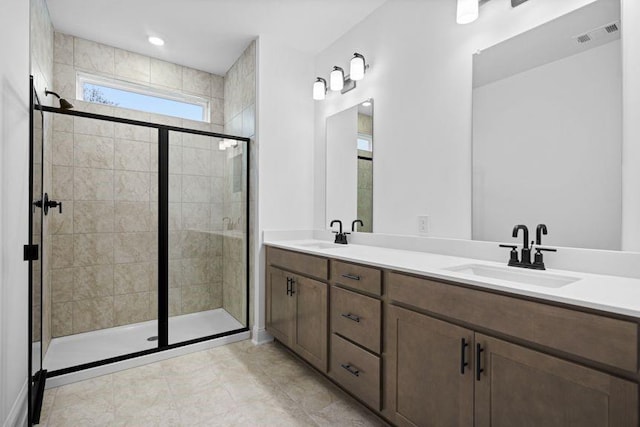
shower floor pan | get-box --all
[43,308,243,372]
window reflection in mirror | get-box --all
[326,99,374,232]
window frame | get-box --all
[76,72,211,122]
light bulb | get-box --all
[148,36,165,46]
[456,0,478,24]
[313,78,326,100]
[350,53,366,81]
[330,66,344,92]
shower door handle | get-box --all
[34,193,62,215]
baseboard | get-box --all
[3,380,28,427]
[251,326,273,345]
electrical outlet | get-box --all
[418,216,429,234]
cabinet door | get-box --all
[266,266,295,346]
[292,275,328,372]
[475,334,639,427]
[385,305,474,427]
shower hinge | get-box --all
[23,244,39,261]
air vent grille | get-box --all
[576,34,592,44]
[605,23,619,33]
[574,21,620,45]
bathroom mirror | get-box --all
[472,0,621,250]
[326,100,374,232]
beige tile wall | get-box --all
[49,32,233,337]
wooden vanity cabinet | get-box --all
[266,248,328,372]
[266,245,640,427]
[329,259,384,410]
[385,272,639,427]
[385,305,474,426]
[474,334,638,427]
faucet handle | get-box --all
[534,246,557,252]
[499,244,519,266]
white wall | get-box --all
[314,0,599,238]
[0,0,30,424]
[254,36,315,341]
[473,40,622,250]
[621,0,640,251]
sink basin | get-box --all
[445,264,579,288]
[296,242,346,250]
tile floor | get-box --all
[36,340,388,426]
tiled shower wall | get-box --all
[30,0,54,354]
[357,113,373,232]
[48,32,230,337]
[223,40,256,325]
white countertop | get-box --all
[265,239,640,319]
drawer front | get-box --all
[331,286,381,353]
[389,272,639,373]
[330,334,381,410]
[267,246,328,280]
[331,260,382,296]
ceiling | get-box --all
[46,0,388,76]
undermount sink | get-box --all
[445,264,579,288]
[297,242,346,250]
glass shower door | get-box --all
[167,131,247,345]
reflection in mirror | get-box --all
[472,0,621,250]
[326,100,374,232]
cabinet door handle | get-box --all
[340,363,360,377]
[289,278,296,296]
[476,343,484,381]
[460,338,469,374]
[341,273,361,281]
[286,277,292,296]
[341,313,361,323]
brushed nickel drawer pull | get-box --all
[341,313,361,323]
[340,363,360,377]
[341,273,361,281]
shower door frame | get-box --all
[35,104,251,377]
[28,76,47,425]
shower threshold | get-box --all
[43,308,243,372]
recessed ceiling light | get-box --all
[148,36,165,46]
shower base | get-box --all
[43,308,243,372]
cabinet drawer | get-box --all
[389,272,639,373]
[331,260,382,296]
[330,334,381,410]
[331,286,381,353]
[267,246,328,280]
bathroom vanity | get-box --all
[265,242,639,426]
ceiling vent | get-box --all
[574,20,620,45]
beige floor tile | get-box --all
[41,340,391,427]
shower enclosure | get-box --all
[28,76,250,396]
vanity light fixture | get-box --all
[330,66,345,91]
[457,0,479,24]
[349,53,367,81]
[313,53,369,100]
[313,77,327,100]
[148,36,165,46]
[362,100,372,107]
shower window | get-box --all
[77,73,209,122]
